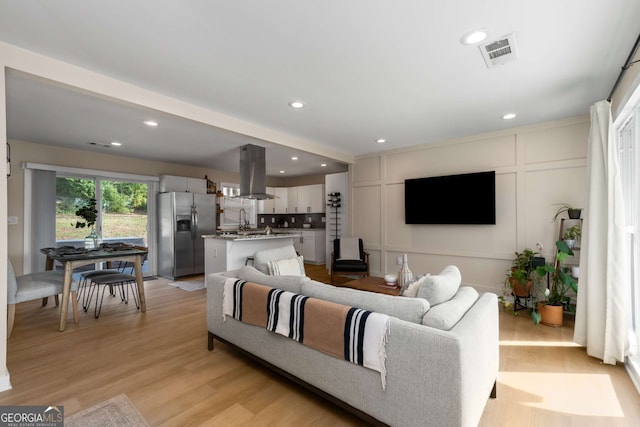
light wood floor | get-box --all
[1,266,639,426]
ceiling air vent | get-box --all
[479,33,518,68]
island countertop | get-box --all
[202,233,300,241]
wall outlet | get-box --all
[307,216,311,222]
[291,217,295,223]
[271,217,275,223]
[260,217,264,223]
[321,217,326,222]
[7,216,18,225]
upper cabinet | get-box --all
[159,175,207,194]
[274,187,288,213]
[259,184,325,214]
[287,187,299,213]
[258,186,276,214]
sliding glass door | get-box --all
[56,176,148,247]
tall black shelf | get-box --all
[327,192,341,241]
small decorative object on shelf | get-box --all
[205,175,216,194]
[398,254,413,289]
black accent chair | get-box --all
[330,238,369,285]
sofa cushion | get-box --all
[422,286,479,330]
[253,245,298,274]
[237,265,308,294]
[267,255,305,276]
[417,265,461,305]
[301,280,430,325]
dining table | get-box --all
[41,244,148,331]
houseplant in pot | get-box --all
[531,240,578,326]
[552,203,583,221]
[562,224,581,249]
[503,248,540,298]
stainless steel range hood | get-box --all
[239,144,274,199]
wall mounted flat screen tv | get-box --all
[405,171,496,225]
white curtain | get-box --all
[30,169,57,273]
[574,100,629,365]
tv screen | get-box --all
[404,171,496,225]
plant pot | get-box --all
[571,266,580,278]
[567,209,582,219]
[564,239,576,249]
[511,278,533,297]
[537,302,563,327]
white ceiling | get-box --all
[1,1,639,178]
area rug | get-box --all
[168,279,206,291]
[65,394,148,427]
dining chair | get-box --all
[7,259,79,336]
[87,272,140,318]
[77,260,135,311]
[86,247,147,318]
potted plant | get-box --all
[531,240,578,326]
[552,203,583,221]
[562,224,581,248]
[503,248,540,299]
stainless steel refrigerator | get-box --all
[157,192,216,279]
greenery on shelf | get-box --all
[552,203,582,222]
[563,224,582,240]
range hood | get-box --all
[239,144,275,200]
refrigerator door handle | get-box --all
[192,205,197,240]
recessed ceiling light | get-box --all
[143,120,158,127]
[320,163,327,167]
[110,141,122,146]
[288,101,305,109]
[502,113,517,120]
[291,156,298,160]
[279,170,286,174]
[376,138,386,144]
[461,28,488,45]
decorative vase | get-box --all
[537,302,564,327]
[84,228,101,249]
[398,254,413,289]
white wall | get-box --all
[351,116,589,295]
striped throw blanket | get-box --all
[223,278,391,389]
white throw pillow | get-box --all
[401,273,429,297]
[417,265,461,305]
[267,255,306,276]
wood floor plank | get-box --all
[0,265,638,426]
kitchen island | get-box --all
[203,233,299,283]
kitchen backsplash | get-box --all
[257,213,325,229]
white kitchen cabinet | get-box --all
[308,184,325,213]
[292,232,303,255]
[287,187,299,213]
[274,187,288,213]
[258,187,276,214]
[159,175,207,194]
[301,229,326,264]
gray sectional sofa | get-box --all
[207,265,498,427]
